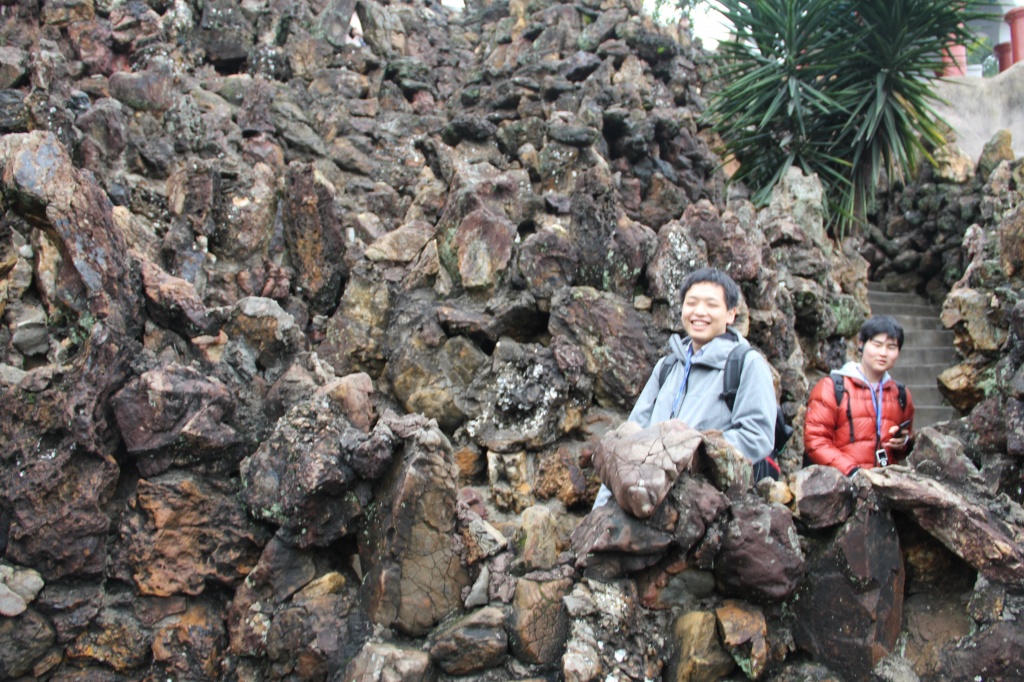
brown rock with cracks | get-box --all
[664,474,732,557]
[227,537,316,657]
[998,202,1024,278]
[592,419,702,518]
[365,220,435,262]
[571,503,673,580]
[212,162,279,262]
[514,224,579,307]
[317,267,391,377]
[514,505,559,572]
[569,167,655,297]
[863,466,1024,586]
[263,572,362,680]
[901,591,972,679]
[2,435,118,580]
[226,539,365,676]
[429,606,509,675]
[509,573,573,666]
[435,164,522,291]
[74,98,129,168]
[0,131,142,338]
[66,606,149,672]
[647,218,709,308]
[139,260,217,337]
[222,296,305,370]
[460,336,586,452]
[534,442,592,508]
[701,431,755,498]
[42,0,95,26]
[939,620,1024,680]
[0,607,55,679]
[686,200,764,282]
[151,599,227,680]
[108,63,174,112]
[715,600,769,679]
[280,162,348,314]
[386,295,488,433]
[342,641,432,681]
[941,287,1008,355]
[938,359,990,414]
[359,411,470,636]
[239,390,392,548]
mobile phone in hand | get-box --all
[893,419,911,436]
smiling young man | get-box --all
[593,268,779,507]
[804,316,916,475]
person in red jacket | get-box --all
[805,316,916,475]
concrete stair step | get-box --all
[897,363,958,385]
[913,406,961,429]
[870,301,943,317]
[880,315,942,329]
[898,347,959,364]
[903,329,955,346]
[903,383,947,404]
[862,285,962,428]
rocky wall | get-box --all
[864,128,1024,515]
[1,0,1023,680]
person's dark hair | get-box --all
[858,315,905,350]
[679,267,741,309]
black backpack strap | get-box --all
[830,371,855,444]
[658,354,680,387]
[896,382,907,411]
[721,345,754,410]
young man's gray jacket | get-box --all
[628,327,776,464]
[592,327,777,509]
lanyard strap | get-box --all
[856,367,884,446]
[671,345,696,417]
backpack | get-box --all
[829,371,907,444]
[657,345,794,460]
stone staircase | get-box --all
[867,284,961,428]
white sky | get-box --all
[690,4,731,51]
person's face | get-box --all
[681,282,737,350]
[861,333,901,376]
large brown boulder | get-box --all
[459,336,591,453]
[792,491,905,679]
[280,162,348,314]
[0,131,143,337]
[863,466,1024,587]
[239,383,392,548]
[359,411,470,636]
[548,286,659,410]
[592,419,702,518]
[115,472,270,596]
[712,496,806,603]
[112,363,240,476]
[1,432,118,580]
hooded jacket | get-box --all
[628,327,777,464]
[804,361,916,475]
[592,327,778,508]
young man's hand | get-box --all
[883,424,910,450]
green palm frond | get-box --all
[702,0,993,237]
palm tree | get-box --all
[703,0,990,236]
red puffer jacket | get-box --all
[804,371,915,475]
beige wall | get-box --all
[931,61,1024,162]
